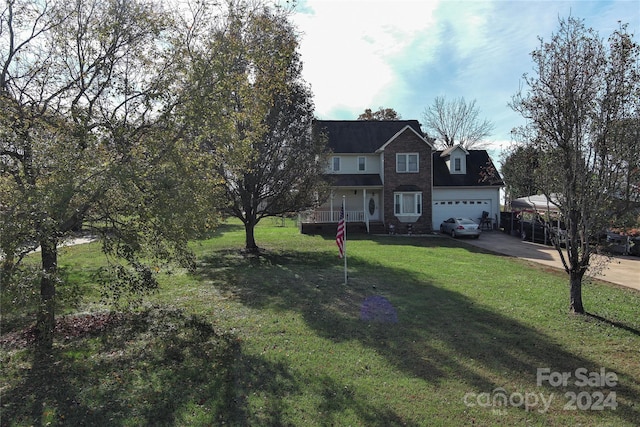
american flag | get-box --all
[336,206,345,258]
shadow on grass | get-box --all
[4,235,638,425]
[585,312,640,337]
[199,243,640,425]
[1,307,237,426]
[1,305,415,426]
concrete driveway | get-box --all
[456,230,640,291]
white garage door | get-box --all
[432,199,492,230]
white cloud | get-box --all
[293,0,640,155]
[293,0,441,118]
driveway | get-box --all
[457,230,640,291]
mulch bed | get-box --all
[0,312,125,349]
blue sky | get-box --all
[292,0,640,159]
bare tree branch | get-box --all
[423,96,494,149]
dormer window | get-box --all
[441,145,468,174]
[451,154,466,174]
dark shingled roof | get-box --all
[433,150,504,187]
[327,174,383,187]
[315,120,427,153]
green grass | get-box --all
[2,219,640,426]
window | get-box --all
[396,153,418,173]
[358,156,366,172]
[394,193,422,215]
[454,158,461,172]
[332,156,340,172]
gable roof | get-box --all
[315,120,431,153]
[377,125,435,152]
[440,144,469,157]
[433,150,504,187]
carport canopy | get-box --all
[510,194,561,213]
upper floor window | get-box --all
[396,153,419,173]
[449,153,466,174]
[358,156,366,172]
[332,156,340,172]
[454,158,461,172]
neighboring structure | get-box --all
[432,146,504,231]
[299,120,503,234]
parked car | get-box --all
[631,237,640,257]
[440,217,481,238]
[519,218,566,246]
[601,231,640,256]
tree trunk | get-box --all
[244,220,259,252]
[1,254,14,288]
[36,236,58,351]
[569,271,585,314]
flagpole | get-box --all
[343,195,347,285]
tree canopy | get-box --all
[178,1,328,252]
[510,17,640,313]
[500,145,543,201]
[423,96,494,149]
[0,0,220,349]
[357,107,401,120]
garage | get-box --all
[432,199,492,231]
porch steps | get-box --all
[367,221,387,234]
[300,221,381,235]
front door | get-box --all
[368,193,380,221]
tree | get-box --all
[423,96,494,149]
[0,0,217,350]
[357,107,401,120]
[500,145,544,201]
[510,17,640,314]
[180,0,329,252]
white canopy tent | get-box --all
[508,194,563,244]
[510,194,561,213]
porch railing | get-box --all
[299,210,365,223]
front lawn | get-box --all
[1,219,639,426]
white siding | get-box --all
[325,154,381,174]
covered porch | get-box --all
[299,186,385,234]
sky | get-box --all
[291,0,640,162]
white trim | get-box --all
[440,145,469,157]
[376,125,436,152]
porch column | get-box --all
[363,189,367,220]
[330,193,334,222]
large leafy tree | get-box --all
[0,0,217,350]
[500,145,543,201]
[510,17,640,314]
[357,107,401,120]
[181,0,329,252]
[422,96,494,149]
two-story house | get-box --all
[299,120,436,234]
[299,120,504,235]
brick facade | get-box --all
[383,129,433,233]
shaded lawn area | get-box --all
[1,220,640,426]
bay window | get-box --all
[394,192,422,216]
